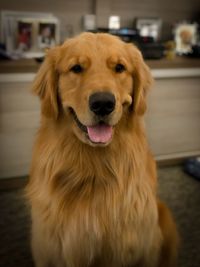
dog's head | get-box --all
[33,32,152,146]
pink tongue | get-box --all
[87,124,113,143]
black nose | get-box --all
[89,92,116,116]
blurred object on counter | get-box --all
[109,28,140,43]
[183,157,200,181]
[91,27,140,43]
[187,44,200,58]
[109,16,120,30]
[174,22,198,55]
[37,22,56,50]
[135,17,162,41]
[1,10,60,59]
[138,40,165,59]
[0,42,25,60]
[164,41,176,59]
[134,17,164,59]
[0,43,12,60]
[83,15,96,31]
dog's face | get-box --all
[33,33,152,146]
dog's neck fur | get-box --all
[29,114,155,212]
[28,115,159,267]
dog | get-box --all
[26,32,179,267]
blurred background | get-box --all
[0,0,200,267]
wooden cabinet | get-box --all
[145,77,200,161]
[0,79,40,178]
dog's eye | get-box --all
[115,63,126,73]
[70,64,84,74]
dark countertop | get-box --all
[0,59,40,74]
[146,56,200,69]
[0,56,200,74]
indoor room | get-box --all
[0,0,200,267]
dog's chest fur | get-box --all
[32,133,162,267]
[48,161,161,267]
[62,186,160,267]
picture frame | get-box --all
[16,19,34,52]
[37,19,59,50]
[0,11,60,58]
[135,18,162,41]
[174,22,198,55]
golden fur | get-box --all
[26,32,179,267]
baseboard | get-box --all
[0,176,29,191]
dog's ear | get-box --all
[32,48,60,119]
[127,44,153,115]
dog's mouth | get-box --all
[70,108,113,144]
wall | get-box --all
[96,0,200,40]
[0,0,94,41]
[0,0,200,41]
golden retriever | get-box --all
[26,32,179,267]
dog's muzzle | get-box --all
[70,92,115,144]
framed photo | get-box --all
[16,20,33,52]
[0,11,60,58]
[135,18,162,41]
[174,22,198,55]
[37,19,59,50]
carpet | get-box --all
[0,165,200,267]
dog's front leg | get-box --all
[31,216,65,267]
[157,201,179,267]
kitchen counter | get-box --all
[0,56,200,73]
[0,56,200,83]
[147,56,200,69]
